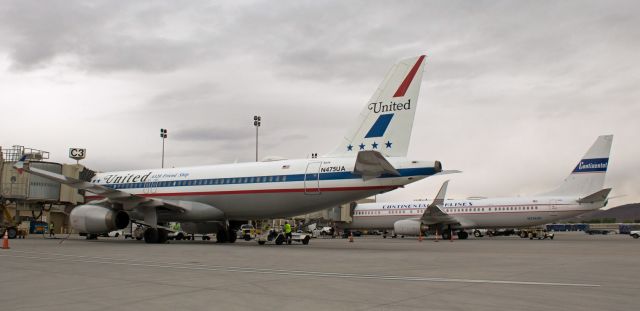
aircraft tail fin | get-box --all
[326,55,426,158]
[542,135,613,197]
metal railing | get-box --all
[1,145,49,162]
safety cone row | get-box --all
[2,231,9,250]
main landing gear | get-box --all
[457,230,469,240]
[143,228,169,244]
[215,226,237,243]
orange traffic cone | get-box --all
[2,231,9,250]
[348,231,354,243]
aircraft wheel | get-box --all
[216,229,227,243]
[243,235,251,241]
[275,234,285,245]
[144,228,159,243]
[227,229,237,243]
[442,231,451,240]
[258,241,266,245]
[473,230,482,238]
[157,229,168,244]
[302,236,310,245]
[7,227,18,239]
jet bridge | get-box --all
[1,145,93,236]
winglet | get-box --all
[430,180,449,208]
[420,180,457,224]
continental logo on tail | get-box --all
[572,158,608,173]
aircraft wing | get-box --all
[420,180,459,225]
[353,150,400,181]
[13,159,186,213]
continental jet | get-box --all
[16,55,448,243]
[346,135,613,239]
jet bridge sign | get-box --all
[69,148,86,161]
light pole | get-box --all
[160,128,168,168]
[253,116,261,162]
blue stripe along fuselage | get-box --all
[102,167,435,190]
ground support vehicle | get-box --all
[1,204,19,239]
[585,229,611,235]
[255,229,311,245]
[630,230,640,239]
[238,224,257,241]
[518,228,554,240]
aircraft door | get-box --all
[143,177,160,194]
[549,199,560,217]
[304,162,322,195]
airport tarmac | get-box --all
[0,232,638,311]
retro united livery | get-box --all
[346,135,613,239]
[16,55,447,244]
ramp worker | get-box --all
[49,222,55,238]
[284,221,292,245]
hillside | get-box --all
[564,203,640,223]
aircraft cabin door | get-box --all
[304,162,322,195]
[143,177,160,195]
[549,199,560,217]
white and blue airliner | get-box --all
[16,55,449,243]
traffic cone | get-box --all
[348,231,354,243]
[418,231,423,242]
[2,231,9,250]
[434,228,439,242]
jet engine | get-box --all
[393,219,427,236]
[70,204,130,234]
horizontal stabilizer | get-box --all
[353,150,400,181]
[577,188,612,204]
[434,170,462,176]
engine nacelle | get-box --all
[70,204,130,234]
[393,219,427,236]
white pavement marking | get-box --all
[1,250,600,288]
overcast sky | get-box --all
[1,0,638,207]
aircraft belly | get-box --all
[160,188,390,220]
